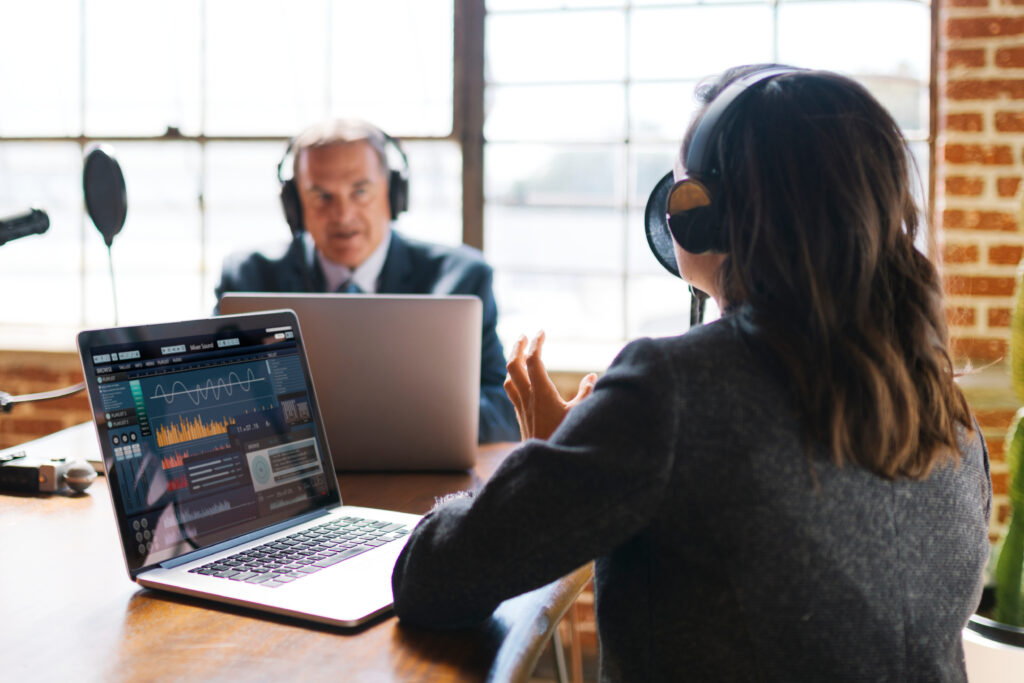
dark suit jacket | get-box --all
[215,231,520,443]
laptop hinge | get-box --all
[157,508,332,570]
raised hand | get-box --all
[503,331,597,441]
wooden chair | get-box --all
[485,562,595,683]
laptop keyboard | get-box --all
[188,516,410,588]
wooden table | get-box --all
[0,424,589,682]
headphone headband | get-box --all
[685,66,801,180]
[644,66,802,277]
[278,121,410,238]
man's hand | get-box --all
[503,331,598,441]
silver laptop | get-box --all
[218,293,481,471]
[77,310,421,627]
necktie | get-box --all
[338,280,362,294]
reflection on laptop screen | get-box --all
[82,317,337,574]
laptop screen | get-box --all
[78,311,340,576]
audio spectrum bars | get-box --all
[161,443,231,470]
[162,452,186,470]
[155,414,235,448]
[167,474,188,492]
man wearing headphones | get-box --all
[214,119,519,443]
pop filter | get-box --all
[83,145,127,247]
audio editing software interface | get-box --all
[87,324,334,569]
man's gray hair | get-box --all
[289,119,390,178]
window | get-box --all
[483,0,931,369]
[0,0,931,368]
[0,0,457,349]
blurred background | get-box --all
[0,0,930,371]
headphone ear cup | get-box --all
[667,204,722,254]
[388,169,409,219]
[280,179,304,238]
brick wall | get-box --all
[0,351,92,450]
[939,0,1024,540]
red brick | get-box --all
[950,337,1008,361]
[944,210,967,229]
[949,0,989,6]
[945,112,984,131]
[990,244,1024,264]
[994,470,1009,495]
[944,144,1013,165]
[974,408,1018,430]
[997,47,1024,67]
[945,176,985,195]
[998,177,1022,196]
[947,306,978,325]
[948,17,1024,39]
[948,49,987,68]
[988,438,1005,462]
[944,243,980,263]
[945,275,1017,295]
[947,79,1024,100]
[995,111,1024,131]
[989,307,1013,326]
[4,417,67,437]
[0,366,62,385]
[941,209,1017,231]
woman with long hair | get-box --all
[391,66,992,681]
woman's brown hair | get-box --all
[688,66,973,479]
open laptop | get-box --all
[77,310,422,627]
[218,293,480,471]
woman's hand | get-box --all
[504,331,598,441]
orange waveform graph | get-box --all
[155,414,236,448]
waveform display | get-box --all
[163,499,232,528]
[269,493,314,511]
[149,368,267,406]
[167,474,189,492]
[155,414,236,448]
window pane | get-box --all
[84,0,202,136]
[487,10,625,83]
[0,143,83,328]
[83,143,203,327]
[486,144,622,207]
[0,0,81,136]
[630,147,677,209]
[203,142,287,313]
[205,0,330,135]
[494,272,625,343]
[398,141,463,247]
[487,0,622,9]
[330,1,454,136]
[626,275,693,338]
[486,85,626,142]
[630,6,775,81]
[857,76,929,138]
[630,81,700,144]
[485,206,624,273]
[778,1,930,81]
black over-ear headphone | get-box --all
[649,66,800,260]
[277,122,410,239]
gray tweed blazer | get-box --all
[392,312,992,682]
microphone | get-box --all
[0,208,49,246]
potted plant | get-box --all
[970,265,1024,644]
